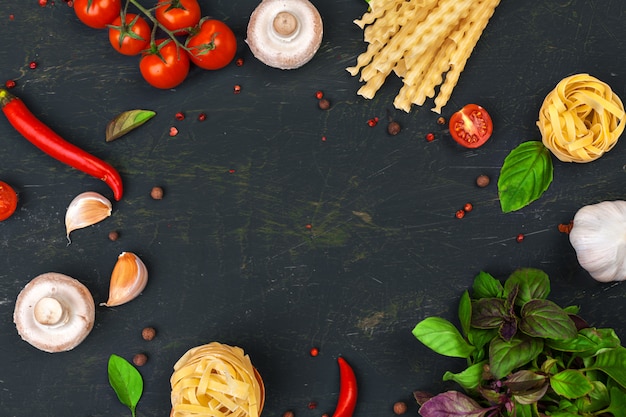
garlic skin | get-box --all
[65,191,112,240]
[101,252,148,307]
[569,200,626,282]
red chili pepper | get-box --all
[0,88,123,200]
[332,357,358,417]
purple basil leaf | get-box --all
[505,370,547,393]
[471,298,508,329]
[519,299,577,340]
[499,317,518,341]
[506,284,519,314]
[414,391,435,406]
[418,391,491,417]
[504,268,550,306]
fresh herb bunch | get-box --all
[412,268,626,416]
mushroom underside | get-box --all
[13,272,95,353]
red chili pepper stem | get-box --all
[332,357,358,417]
[0,88,123,200]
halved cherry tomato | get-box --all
[108,13,151,56]
[74,0,122,29]
[448,104,493,148]
[155,0,201,35]
[186,18,237,70]
[0,181,18,221]
[139,39,190,89]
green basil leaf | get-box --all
[592,347,626,389]
[106,109,156,142]
[443,361,487,390]
[472,271,504,299]
[605,386,626,417]
[574,381,609,414]
[550,369,593,399]
[471,298,508,329]
[505,268,550,306]
[489,335,544,379]
[547,327,621,356]
[519,299,577,340]
[498,141,553,213]
[459,290,472,337]
[511,403,534,417]
[412,317,474,358]
[468,327,497,354]
[108,354,143,417]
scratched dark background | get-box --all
[0,0,625,416]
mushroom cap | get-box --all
[14,272,95,353]
[246,0,323,70]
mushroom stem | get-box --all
[34,296,68,326]
[273,11,299,37]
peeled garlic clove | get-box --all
[65,191,112,240]
[101,252,148,307]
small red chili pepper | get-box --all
[0,88,123,200]
[332,357,358,417]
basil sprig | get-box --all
[413,268,626,416]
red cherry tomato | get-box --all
[73,0,122,29]
[448,104,494,148]
[108,13,151,56]
[186,19,237,70]
[139,39,190,89]
[0,181,18,221]
[155,0,201,35]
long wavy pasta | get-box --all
[347,0,501,113]
[537,73,625,163]
[170,342,265,417]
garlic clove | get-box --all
[65,191,112,241]
[101,252,148,307]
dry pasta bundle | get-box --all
[347,0,501,113]
[538,73,625,163]
[170,342,265,417]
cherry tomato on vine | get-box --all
[139,39,190,89]
[185,19,237,70]
[0,181,18,221]
[155,0,201,35]
[108,13,151,56]
[448,104,494,148]
[73,0,122,29]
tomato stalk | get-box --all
[127,0,187,52]
[0,88,124,200]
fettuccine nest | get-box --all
[170,342,265,417]
[537,73,625,163]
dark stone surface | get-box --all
[0,1,625,416]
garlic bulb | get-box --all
[101,252,148,307]
[65,191,112,241]
[569,200,626,282]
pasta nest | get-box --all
[537,73,625,163]
[170,342,265,417]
